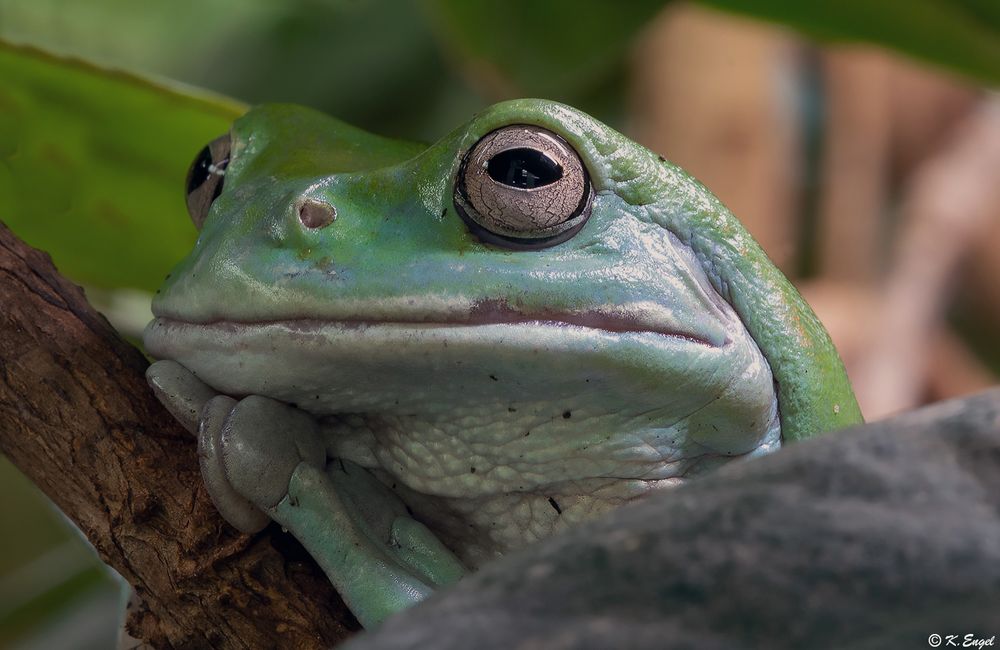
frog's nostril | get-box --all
[297,199,337,229]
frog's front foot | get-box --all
[146,360,466,627]
[147,360,319,532]
[202,392,326,532]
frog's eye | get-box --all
[454,125,593,249]
[185,133,231,229]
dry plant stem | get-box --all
[966,201,1000,334]
[817,48,892,284]
[887,64,979,179]
[927,329,999,403]
[799,280,996,413]
[0,222,357,649]
[854,99,1000,418]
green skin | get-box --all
[143,99,862,628]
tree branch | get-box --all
[0,222,357,648]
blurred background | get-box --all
[1,0,998,646]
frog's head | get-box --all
[145,99,860,469]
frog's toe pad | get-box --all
[147,360,216,435]
[199,396,271,533]
[219,396,326,511]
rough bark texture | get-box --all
[0,222,358,648]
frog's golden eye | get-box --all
[185,133,231,229]
[454,125,593,249]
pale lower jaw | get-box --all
[141,316,725,419]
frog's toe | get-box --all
[199,396,271,533]
[146,360,216,435]
[218,395,326,512]
[389,516,467,587]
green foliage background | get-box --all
[2,0,998,293]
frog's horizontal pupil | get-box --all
[187,145,213,194]
[487,148,562,189]
[454,124,593,249]
[186,134,231,229]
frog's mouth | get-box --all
[458,298,722,345]
[147,315,718,346]
[147,296,727,349]
[143,311,731,416]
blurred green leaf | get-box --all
[2,0,997,293]
[425,0,999,97]
[422,0,665,99]
[0,43,245,291]
[0,457,118,647]
[701,0,1000,85]
[0,0,482,141]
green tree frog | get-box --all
[143,99,862,628]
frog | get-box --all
[143,98,862,628]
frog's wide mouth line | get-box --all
[145,314,721,348]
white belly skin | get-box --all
[322,405,779,569]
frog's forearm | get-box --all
[271,464,437,628]
[208,398,466,627]
[148,360,468,627]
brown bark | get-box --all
[0,222,358,648]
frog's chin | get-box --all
[142,316,733,418]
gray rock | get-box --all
[347,389,1000,650]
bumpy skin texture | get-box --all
[144,99,861,627]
